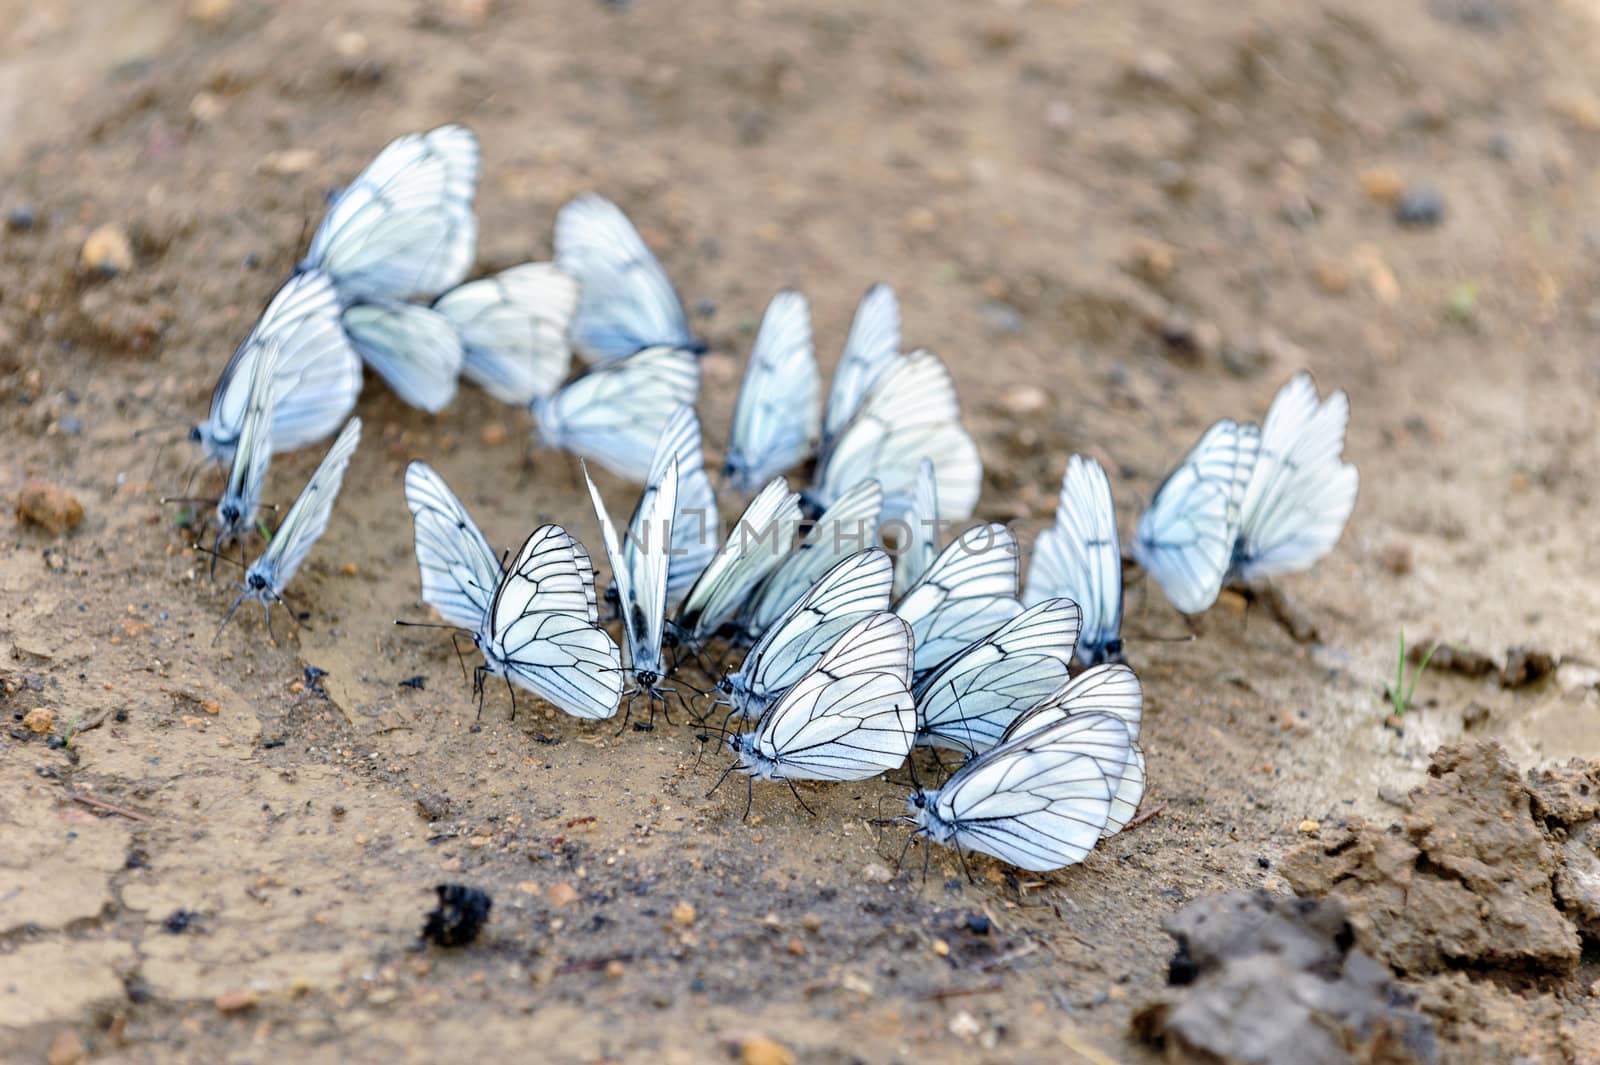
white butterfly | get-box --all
[721,612,915,810]
[300,124,479,304]
[1024,455,1124,666]
[723,290,820,492]
[810,349,981,523]
[716,549,895,723]
[890,458,940,598]
[192,270,362,464]
[584,458,678,713]
[1131,419,1259,615]
[553,194,700,362]
[912,597,1081,755]
[533,346,700,482]
[218,418,362,638]
[213,335,279,552]
[643,406,718,608]
[673,478,802,649]
[1000,699,1145,837]
[403,461,503,631]
[736,478,882,644]
[434,262,579,405]
[903,708,1134,873]
[1230,372,1358,582]
[820,283,901,463]
[341,302,464,413]
[894,523,1023,677]
[1006,662,1144,741]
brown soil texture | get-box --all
[5,0,1600,1062]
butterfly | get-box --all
[1131,419,1259,615]
[809,349,981,523]
[717,611,916,816]
[434,262,579,405]
[673,478,802,651]
[1024,455,1124,666]
[715,549,895,724]
[911,597,1082,755]
[819,283,901,463]
[901,707,1138,873]
[299,124,479,305]
[402,464,624,720]
[553,194,702,362]
[191,270,362,464]
[735,478,882,645]
[1230,372,1358,582]
[894,523,1023,677]
[722,289,820,492]
[1000,690,1145,836]
[584,458,679,720]
[212,335,279,555]
[340,301,464,413]
[217,418,362,639]
[889,458,940,598]
[533,346,700,482]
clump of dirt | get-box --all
[1131,890,1436,1065]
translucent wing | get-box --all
[341,302,464,413]
[724,549,894,718]
[675,478,802,644]
[739,478,882,640]
[891,459,940,598]
[912,598,1081,755]
[1131,419,1259,614]
[1002,663,1144,743]
[534,346,700,482]
[435,262,578,405]
[215,337,279,545]
[196,270,362,463]
[1024,455,1123,666]
[747,612,915,781]
[894,523,1023,675]
[811,350,980,521]
[723,290,820,491]
[301,124,479,303]
[487,525,622,719]
[993,710,1143,835]
[248,417,362,593]
[633,405,718,607]
[820,283,901,459]
[403,461,502,630]
[585,460,677,683]
[1232,373,1358,581]
[554,194,696,362]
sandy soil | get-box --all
[4,0,1600,1061]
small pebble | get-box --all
[1359,167,1405,204]
[480,422,507,448]
[46,1030,86,1065]
[1378,542,1413,575]
[672,900,697,926]
[262,149,320,176]
[998,384,1049,416]
[932,938,950,957]
[1297,819,1321,834]
[546,882,578,907]
[785,936,805,957]
[978,300,1025,335]
[1394,186,1445,228]
[964,914,991,935]
[81,224,134,277]
[421,883,492,946]
[860,862,895,884]
[341,562,359,576]
[1462,703,1491,730]
[800,912,822,933]
[214,990,258,1013]
[188,0,234,25]
[6,204,36,232]
[604,959,626,980]
[22,707,55,734]
[739,1035,796,1065]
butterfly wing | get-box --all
[994,710,1143,834]
[891,458,941,598]
[723,290,820,491]
[554,194,695,362]
[303,125,479,303]
[675,478,802,643]
[1024,455,1123,665]
[249,417,363,593]
[435,262,578,405]
[634,405,718,607]
[342,301,464,413]
[534,346,700,482]
[739,478,882,640]
[216,336,280,542]
[403,461,503,630]
[1002,663,1144,742]
[894,523,1023,675]
[820,283,900,461]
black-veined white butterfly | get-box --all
[901,708,1134,873]
[889,458,940,598]
[723,289,820,492]
[1024,455,1124,666]
[1131,419,1259,615]
[584,458,678,719]
[212,335,279,553]
[217,418,362,638]
[1000,691,1145,836]
[553,194,701,362]
[809,349,981,522]
[191,270,361,464]
[736,478,882,644]
[715,549,894,723]
[894,523,1023,677]
[1230,372,1358,582]
[300,125,479,305]
[434,262,579,405]
[819,283,901,463]
[673,477,802,650]
[402,464,624,720]
[911,597,1081,755]
[533,346,700,482]
[717,612,915,814]
[341,301,464,413]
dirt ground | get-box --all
[4,0,1600,1061]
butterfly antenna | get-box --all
[211,589,251,646]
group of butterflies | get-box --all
[176,124,1357,875]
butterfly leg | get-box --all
[742,774,754,822]
[504,674,518,722]
[955,840,977,885]
[614,690,639,737]
[784,779,817,818]
[704,760,738,800]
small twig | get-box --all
[977,942,1039,972]
[1123,802,1169,831]
[919,981,1004,1001]
[75,707,118,734]
[69,792,150,822]
[554,952,634,975]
